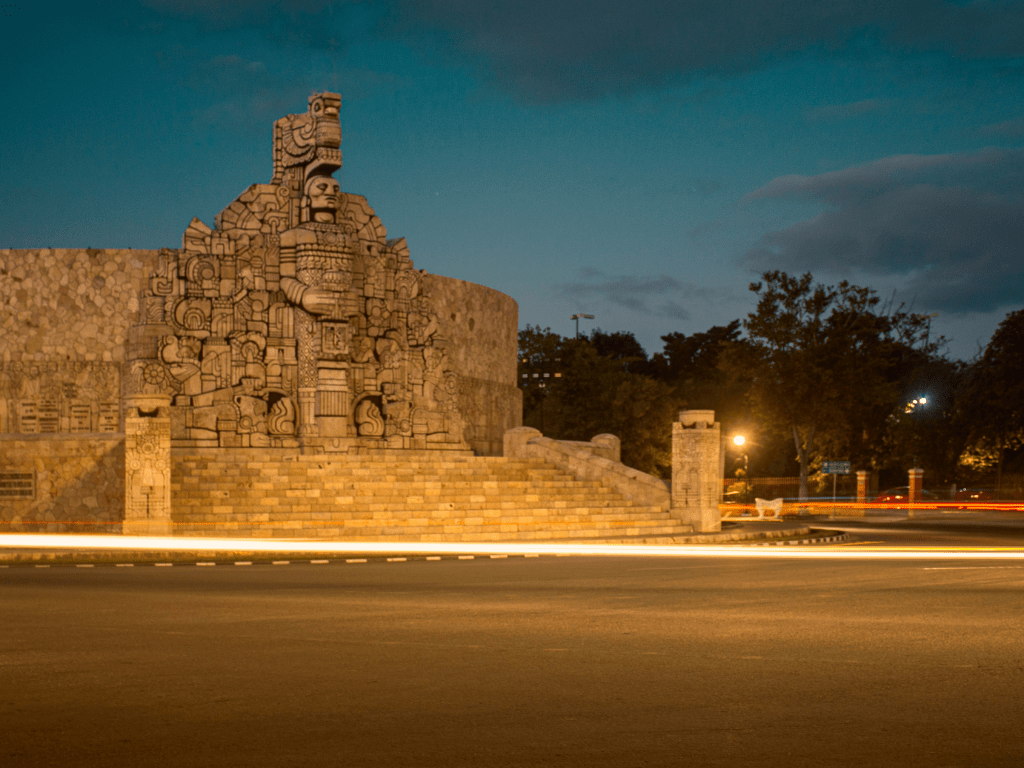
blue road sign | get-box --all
[822,461,851,475]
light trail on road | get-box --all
[3,533,1024,560]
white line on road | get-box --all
[346,558,367,563]
[234,561,252,566]
[923,566,1024,570]
[311,559,328,564]
[196,562,215,566]
[387,557,407,562]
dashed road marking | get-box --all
[76,564,94,568]
[116,563,133,567]
[490,554,508,559]
[234,561,252,566]
[155,563,172,567]
[426,556,441,561]
[458,555,474,560]
[346,558,367,563]
[271,560,290,565]
[387,557,407,562]
[196,562,216,566]
[311,559,329,564]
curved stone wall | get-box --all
[422,273,522,455]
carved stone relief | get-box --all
[0,362,120,434]
[124,92,465,451]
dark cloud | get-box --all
[743,148,1024,314]
[122,2,1024,103]
[558,269,732,319]
[387,0,1024,102]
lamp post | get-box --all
[733,434,749,476]
[570,313,595,339]
[923,312,938,348]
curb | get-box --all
[750,530,849,546]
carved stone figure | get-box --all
[124,92,465,452]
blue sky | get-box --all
[2,1,1022,360]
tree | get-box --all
[541,340,680,476]
[588,329,650,375]
[721,271,935,500]
[517,326,682,477]
[963,308,1024,493]
[518,325,567,432]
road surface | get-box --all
[3,550,1023,767]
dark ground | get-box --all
[3,546,1023,767]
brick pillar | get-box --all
[123,395,173,536]
[908,468,924,503]
[671,410,721,533]
[856,470,869,505]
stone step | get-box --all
[174,506,675,524]
[173,523,692,541]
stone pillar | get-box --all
[123,395,173,536]
[856,470,869,505]
[671,409,721,533]
[908,468,924,503]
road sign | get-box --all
[822,461,851,475]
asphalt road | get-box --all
[3,551,1023,768]
[820,510,1024,547]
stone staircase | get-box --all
[171,449,691,541]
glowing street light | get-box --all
[733,435,746,446]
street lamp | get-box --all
[730,434,749,476]
[570,313,595,339]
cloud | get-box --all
[978,116,1024,138]
[124,2,1024,103]
[385,0,1024,102]
[805,98,890,121]
[558,269,732,319]
[743,148,1024,314]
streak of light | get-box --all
[1,533,1023,560]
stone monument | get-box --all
[1,92,520,532]
[126,92,469,452]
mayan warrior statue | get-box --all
[124,93,464,452]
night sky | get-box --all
[2,1,1022,360]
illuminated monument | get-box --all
[126,92,501,452]
[1,93,723,540]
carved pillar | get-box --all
[671,409,721,533]
[295,310,319,438]
[123,395,173,536]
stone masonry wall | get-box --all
[1,248,160,438]
[1,248,159,364]
[422,273,521,455]
[0,435,124,531]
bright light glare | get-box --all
[919,396,927,404]
[733,435,745,446]
[1,534,1023,560]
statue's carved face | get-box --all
[306,176,340,213]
